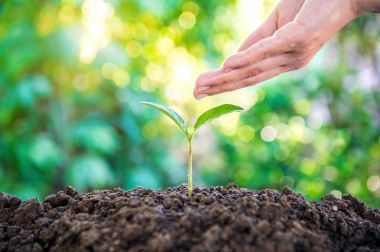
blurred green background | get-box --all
[0,0,379,207]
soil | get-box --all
[0,184,379,252]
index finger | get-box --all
[223,35,289,71]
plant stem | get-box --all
[187,137,193,197]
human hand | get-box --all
[194,0,360,99]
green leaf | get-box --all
[194,104,244,131]
[141,102,187,134]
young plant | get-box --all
[141,102,244,197]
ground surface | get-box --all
[0,184,379,252]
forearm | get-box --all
[353,0,380,15]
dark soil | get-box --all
[0,184,379,252]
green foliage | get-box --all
[28,135,63,170]
[65,155,115,191]
[142,102,244,196]
[141,102,188,135]
[0,0,379,207]
[194,104,244,131]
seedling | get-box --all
[141,102,244,197]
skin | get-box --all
[194,0,380,99]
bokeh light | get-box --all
[80,0,114,64]
[260,126,276,142]
[0,0,379,208]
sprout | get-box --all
[141,102,244,197]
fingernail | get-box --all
[197,86,209,92]
[196,94,208,100]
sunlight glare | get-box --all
[236,0,263,38]
[80,0,114,64]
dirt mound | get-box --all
[0,184,379,252]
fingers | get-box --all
[224,35,289,71]
[224,20,313,72]
[238,14,277,52]
[198,65,294,97]
[195,54,315,99]
[198,53,296,88]
[195,69,224,86]
[194,69,225,98]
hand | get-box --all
[194,0,360,99]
